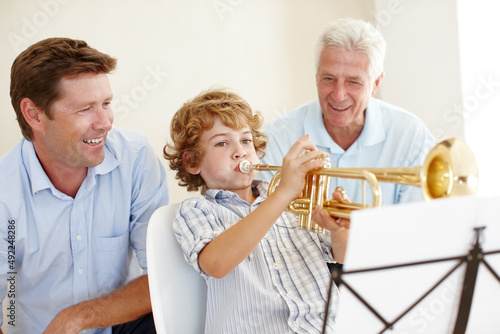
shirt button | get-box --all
[273,263,278,269]
[76,235,82,241]
[294,321,299,327]
[78,269,83,274]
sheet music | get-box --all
[334,195,500,334]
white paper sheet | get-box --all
[334,195,500,334]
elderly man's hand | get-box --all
[311,187,351,231]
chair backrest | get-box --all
[147,204,208,334]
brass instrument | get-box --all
[239,137,479,233]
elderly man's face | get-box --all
[316,47,383,137]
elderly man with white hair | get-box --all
[262,18,435,227]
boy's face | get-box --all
[189,117,259,199]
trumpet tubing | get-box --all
[239,137,478,232]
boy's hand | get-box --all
[276,135,326,202]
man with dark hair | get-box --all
[0,37,169,333]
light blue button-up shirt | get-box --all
[0,128,169,333]
[261,98,435,206]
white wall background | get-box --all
[0,0,496,203]
[457,0,500,197]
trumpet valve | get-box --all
[322,154,332,168]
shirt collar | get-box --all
[22,140,119,196]
[205,179,268,203]
[304,97,386,153]
[81,145,119,192]
[304,99,335,150]
[22,140,53,195]
[360,97,386,147]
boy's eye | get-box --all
[215,142,227,147]
[241,138,252,144]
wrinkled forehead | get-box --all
[317,47,371,80]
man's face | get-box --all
[316,47,382,135]
[189,117,259,200]
[35,72,114,172]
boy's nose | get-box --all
[233,148,247,159]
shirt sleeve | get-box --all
[317,230,335,263]
[129,141,170,274]
[173,199,229,279]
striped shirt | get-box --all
[173,179,338,333]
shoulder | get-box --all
[106,127,149,151]
[174,196,218,230]
[178,196,206,208]
[0,140,25,189]
[369,98,435,158]
[263,99,319,150]
[372,98,428,128]
[370,98,434,143]
[104,127,154,162]
[176,196,213,215]
[265,99,318,130]
[0,141,30,216]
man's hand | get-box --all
[312,188,351,231]
[312,188,351,264]
[43,275,151,333]
[43,305,88,334]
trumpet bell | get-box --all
[421,137,479,200]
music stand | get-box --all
[331,195,500,334]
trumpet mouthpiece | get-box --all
[239,160,252,173]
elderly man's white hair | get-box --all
[315,18,387,80]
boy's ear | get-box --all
[183,151,201,175]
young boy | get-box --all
[164,89,349,333]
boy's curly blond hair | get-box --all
[164,89,267,194]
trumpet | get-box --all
[239,137,479,233]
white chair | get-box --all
[147,204,208,334]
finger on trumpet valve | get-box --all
[321,154,331,167]
[334,186,346,203]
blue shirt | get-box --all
[261,98,435,206]
[174,180,338,334]
[0,128,170,333]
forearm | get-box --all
[330,228,349,264]
[312,204,349,264]
[199,188,292,278]
[43,275,151,333]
